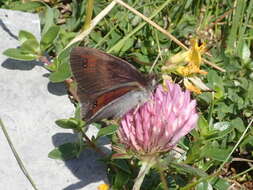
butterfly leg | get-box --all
[133,104,140,115]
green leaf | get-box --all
[20,39,40,54]
[44,58,58,72]
[132,53,151,64]
[57,42,78,64]
[226,0,245,56]
[120,38,134,54]
[213,84,224,100]
[231,118,245,133]
[154,176,177,190]
[240,136,253,150]
[11,1,45,11]
[198,116,209,137]
[90,31,102,43]
[74,104,82,120]
[19,30,38,43]
[113,170,130,189]
[3,48,37,61]
[41,6,55,35]
[170,162,208,177]
[40,25,60,51]
[48,142,84,160]
[205,128,233,142]
[210,177,230,190]
[202,147,232,162]
[207,70,223,88]
[196,181,213,190]
[97,125,118,138]
[186,141,204,163]
[49,62,71,82]
[55,118,85,130]
[248,61,253,71]
[111,159,131,174]
[107,31,122,49]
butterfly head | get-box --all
[145,74,158,93]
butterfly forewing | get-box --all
[70,47,148,95]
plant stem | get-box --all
[83,0,94,30]
[38,56,51,65]
[180,173,218,190]
[133,162,151,190]
[157,160,169,190]
[207,91,214,127]
[94,24,118,48]
[114,0,187,49]
[230,165,253,179]
[80,128,106,157]
[66,0,117,48]
[113,0,225,72]
[108,0,173,54]
[0,119,39,190]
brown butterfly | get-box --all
[70,47,156,124]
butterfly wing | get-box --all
[70,47,148,94]
[70,47,152,123]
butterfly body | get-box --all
[70,47,155,124]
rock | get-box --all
[0,9,109,190]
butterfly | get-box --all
[70,47,156,124]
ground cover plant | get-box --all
[1,0,253,189]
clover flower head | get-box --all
[118,81,198,155]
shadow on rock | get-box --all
[47,82,67,96]
[1,58,43,70]
[42,73,68,96]
[0,18,18,40]
[52,132,110,190]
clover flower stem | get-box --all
[133,156,156,190]
[133,162,151,190]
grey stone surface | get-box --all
[0,9,109,190]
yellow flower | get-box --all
[162,38,209,94]
[98,184,110,190]
[187,38,206,67]
[176,38,207,76]
[163,38,207,77]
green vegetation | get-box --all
[2,0,253,189]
